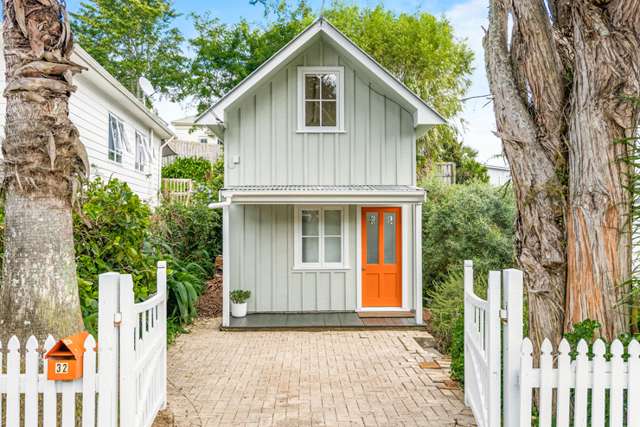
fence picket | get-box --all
[42,335,57,427]
[573,340,589,427]
[629,340,640,427]
[6,336,20,426]
[538,338,553,426]
[555,339,571,427]
[25,336,40,427]
[519,338,533,426]
[61,381,75,427]
[591,339,606,427]
[82,335,98,427]
[609,340,624,426]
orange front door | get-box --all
[362,207,402,307]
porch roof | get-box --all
[219,185,426,204]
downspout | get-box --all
[209,194,232,327]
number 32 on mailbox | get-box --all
[44,331,92,381]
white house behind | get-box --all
[0,41,175,205]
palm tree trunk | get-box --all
[0,0,89,342]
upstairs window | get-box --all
[108,113,129,163]
[200,138,208,144]
[297,66,344,132]
[135,130,151,172]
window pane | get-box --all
[366,212,379,264]
[305,101,321,127]
[302,237,319,263]
[321,74,337,99]
[325,237,341,263]
[384,212,397,264]
[118,121,129,151]
[301,210,319,236]
[305,75,320,99]
[322,101,336,127]
[324,210,341,235]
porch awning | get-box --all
[219,185,426,204]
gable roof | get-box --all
[194,18,446,133]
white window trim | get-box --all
[297,66,345,133]
[293,205,350,270]
[134,129,152,172]
[108,113,129,163]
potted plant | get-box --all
[230,289,251,318]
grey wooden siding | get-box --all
[229,204,416,312]
[224,39,417,187]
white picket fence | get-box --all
[0,261,168,427]
[463,260,640,427]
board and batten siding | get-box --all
[0,50,163,205]
[224,38,417,187]
[230,204,416,312]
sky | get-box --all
[66,0,503,166]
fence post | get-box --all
[463,260,473,406]
[118,274,136,424]
[487,271,502,427]
[157,261,168,409]
[98,272,120,427]
[503,268,523,427]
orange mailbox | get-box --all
[45,331,90,381]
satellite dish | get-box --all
[138,76,156,97]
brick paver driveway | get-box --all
[161,318,476,427]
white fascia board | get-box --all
[219,190,426,205]
[321,22,447,127]
[195,21,323,126]
[194,18,447,129]
[72,46,175,140]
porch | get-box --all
[225,311,422,330]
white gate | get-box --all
[0,261,167,427]
[463,260,640,427]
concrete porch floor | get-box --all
[226,312,420,330]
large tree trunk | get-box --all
[0,0,89,342]
[485,0,640,347]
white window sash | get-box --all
[294,206,348,270]
[297,66,345,133]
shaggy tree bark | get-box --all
[0,0,89,342]
[485,0,640,347]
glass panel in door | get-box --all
[383,212,397,264]
[366,212,379,264]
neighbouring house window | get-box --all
[135,130,151,172]
[295,206,348,269]
[297,66,344,132]
[200,138,208,144]
[108,114,128,163]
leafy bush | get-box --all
[161,157,213,183]
[421,179,516,293]
[152,200,222,279]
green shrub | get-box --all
[449,316,465,383]
[421,179,515,293]
[152,200,222,278]
[161,157,213,183]
[428,271,487,351]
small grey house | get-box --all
[197,18,445,327]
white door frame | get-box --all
[355,204,411,312]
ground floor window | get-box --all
[294,206,347,269]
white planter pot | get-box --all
[231,302,248,318]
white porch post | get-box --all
[222,204,230,327]
[414,203,423,325]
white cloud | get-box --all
[445,0,505,167]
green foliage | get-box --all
[71,0,187,97]
[421,179,516,292]
[72,178,220,340]
[152,201,222,278]
[230,290,252,304]
[449,316,465,383]
[161,157,214,183]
